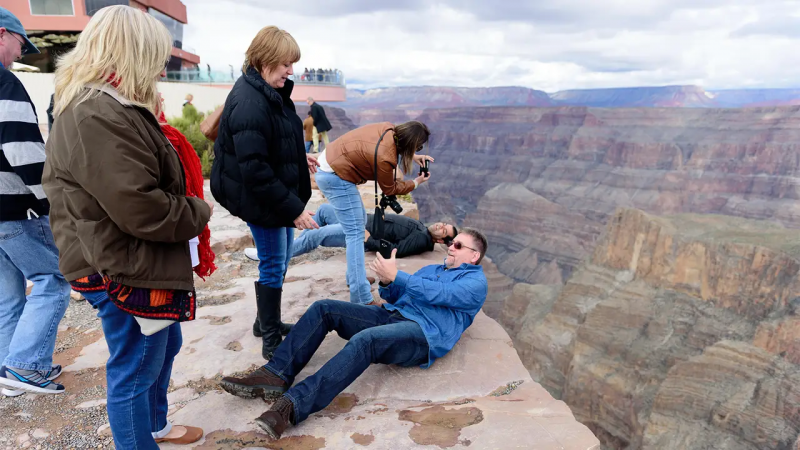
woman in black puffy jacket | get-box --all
[211,26,319,360]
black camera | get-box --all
[379,239,393,259]
[419,160,430,176]
[380,194,403,214]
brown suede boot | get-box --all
[219,367,288,400]
[255,395,295,440]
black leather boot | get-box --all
[254,282,283,360]
[253,318,293,337]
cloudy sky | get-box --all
[183,0,800,92]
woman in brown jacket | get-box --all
[42,6,211,448]
[316,121,432,304]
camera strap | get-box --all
[371,129,393,241]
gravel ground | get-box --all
[0,297,113,450]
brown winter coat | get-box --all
[43,85,210,291]
[303,115,314,142]
[325,122,415,196]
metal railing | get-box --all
[162,69,346,86]
[163,70,238,83]
[290,72,346,87]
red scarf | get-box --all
[105,74,216,279]
[159,111,217,279]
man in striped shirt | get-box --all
[0,7,70,397]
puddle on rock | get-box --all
[398,405,484,448]
[196,429,325,450]
[351,432,375,446]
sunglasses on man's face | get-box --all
[8,32,26,55]
[447,241,478,252]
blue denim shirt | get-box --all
[380,263,488,368]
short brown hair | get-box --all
[244,26,301,73]
[460,228,488,264]
[393,121,431,174]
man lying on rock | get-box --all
[243,203,458,260]
[220,228,489,439]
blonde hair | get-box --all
[244,26,301,73]
[53,5,172,116]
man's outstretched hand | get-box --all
[370,248,398,284]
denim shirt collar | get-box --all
[440,260,483,272]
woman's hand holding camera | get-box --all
[293,210,319,230]
[413,154,434,166]
[414,171,431,187]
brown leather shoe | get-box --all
[154,425,203,444]
[367,276,376,284]
[255,396,294,440]
[219,367,288,400]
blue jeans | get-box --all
[0,216,70,371]
[292,204,347,257]
[304,141,312,153]
[314,171,371,304]
[248,224,294,288]
[82,290,182,450]
[264,300,428,423]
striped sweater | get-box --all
[0,65,49,221]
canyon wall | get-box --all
[496,208,800,449]
[413,105,800,285]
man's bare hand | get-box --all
[370,248,398,284]
[364,230,371,243]
[366,298,387,307]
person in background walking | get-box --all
[0,6,71,398]
[43,6,211,447]
[211,25,319,361]
[306,96,331,152]
[303,111,314,153]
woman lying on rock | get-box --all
[220,229,489,439]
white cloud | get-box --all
[182,0,800,91]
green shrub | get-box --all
[182,103,200,122]
[168,107,218,179]
[199,148,213,178]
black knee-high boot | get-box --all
[254,282,283,360]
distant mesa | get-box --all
[340,85,800,124]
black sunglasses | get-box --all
[8,32,26,55]
[447,241,478,252]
